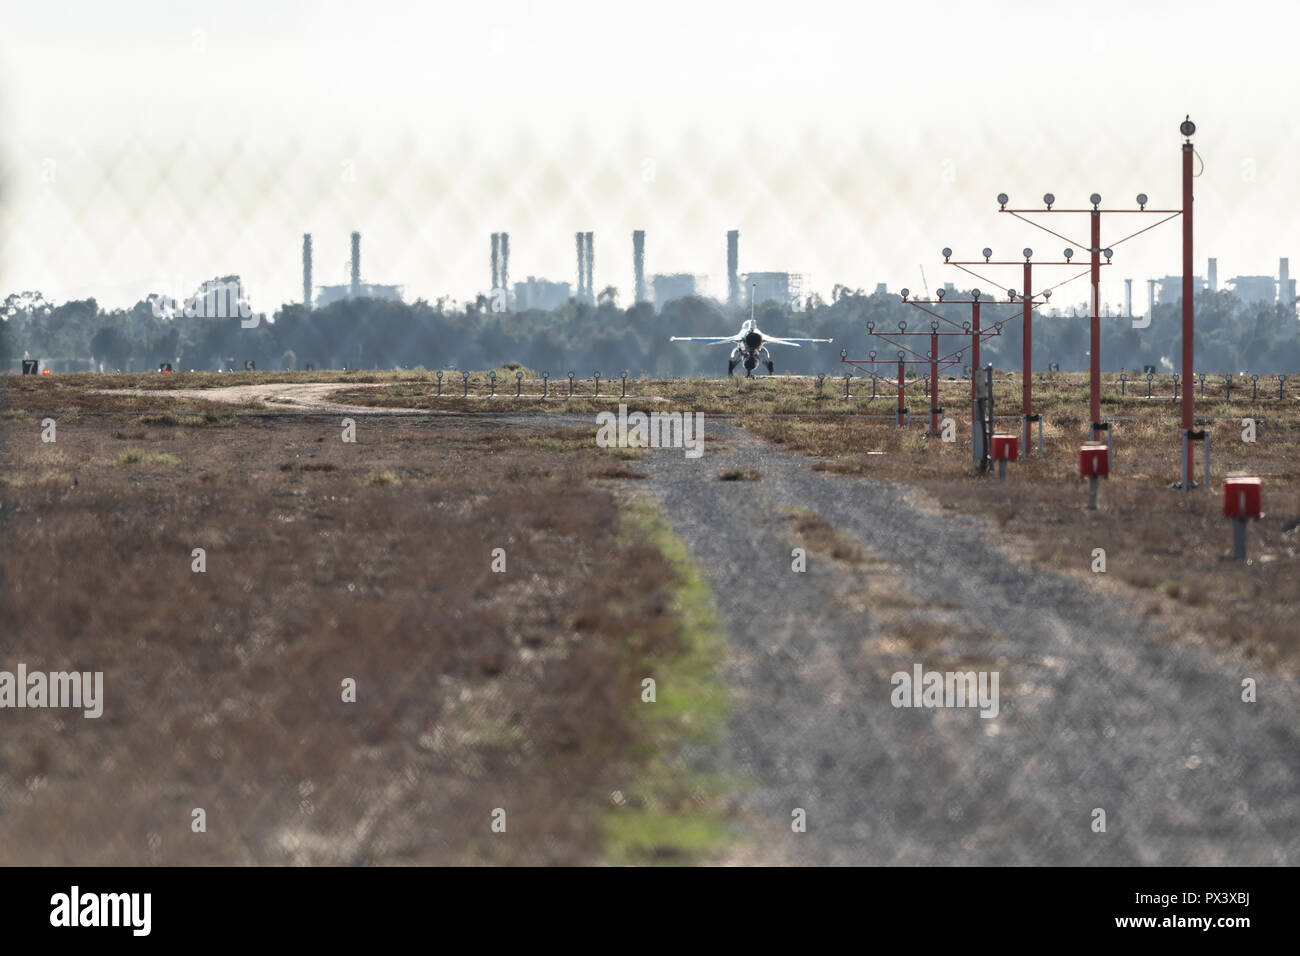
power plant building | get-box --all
[744,272,803,307]
[314,282,403,308]
[652,273,698,306]
[1153,258,1294,308]
[514,277,572,311]
[1227,276,1277,306]
[1154,275,1204,306]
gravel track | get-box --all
[632,421,1300,865]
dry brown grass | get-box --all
[0,409,691,864]
[2,373,261,417]
[783,509,868,565]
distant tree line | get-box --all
[3,282,1298,376]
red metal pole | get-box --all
[897,360,906,426]
[1090,211,1101,434]
[1182,139,1195,484]
[930,331,939,434]
[1023,262,1032,449]
[971,300,980,414]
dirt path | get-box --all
[92,382,429,414]
[634,422,1300,865]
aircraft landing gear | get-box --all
[727,360,737,376]
[766,361,775,375]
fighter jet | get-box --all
[669,293,833,377]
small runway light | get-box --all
[997,193,1008,208]
[1090,193,1102,208]
[1008,289,1018,301]
[982,248,993,262]
[900,288,909,301]
[972,288,981,301]
[1104,248,1113,261]
[1180,116,1196,138]
[942,247,952,261]
[1043,289,1052,301]
[1043,193,1055,209]
[1137,193,1148,209]
[1064,247,1074,261]
[1023,248,1033,261]
[936,287,945,300]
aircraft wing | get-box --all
[668,335,740,344]
[762,336,834,347]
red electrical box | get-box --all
[1223,477,1262,520]
[990,434,1018,461]
[1079,443,1109,477]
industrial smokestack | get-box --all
[1148,278,1156,319]
[584,232,594,303]
[633,230,646,304]
[727,230,739,308]
[1124,278,1132,318]
[1208,258,1218,292]
[302,234,313,309]
[350,231,361,297]
[576,232,586,301]
[1280,258,1291,303]
[499,232,510,310]
[491,233,500,295]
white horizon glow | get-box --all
[1,0,1296,314]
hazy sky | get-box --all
[2,0,1297,313]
